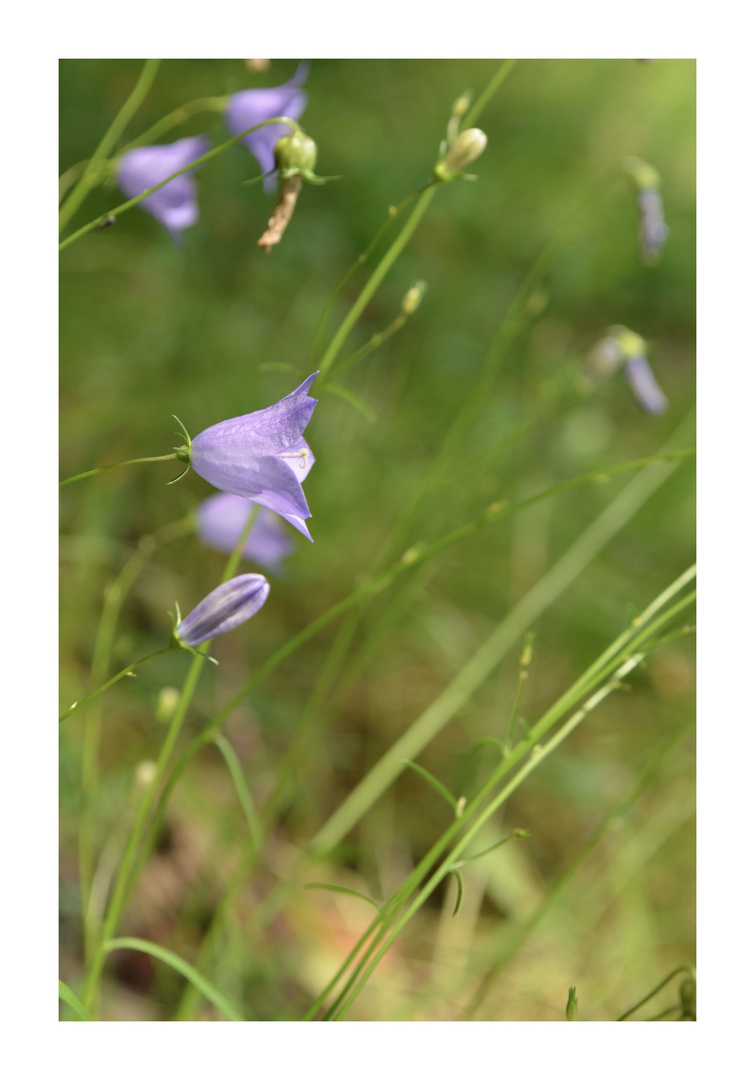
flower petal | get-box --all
[197,494,294,572]
[624,355,669,415]
[176,574,270,647]
[192,373,318,460]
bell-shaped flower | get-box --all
[117,135,211,241]
[586,326,668,416]
[624,353,668,415]
[226,62,308,192]
[190,373,318,540]
[174,574,270,648]
[197,493,294,574]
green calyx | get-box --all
[169,414,192,485]
[273,131,340,186]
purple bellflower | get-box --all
[197,494,294,574]
[174,574,270,648]
[117,135,211,241]
[624,157,668,264]
[189,373,318,541]
[624,353,669,416]
[225,62,308,192]
[586,326,668,416]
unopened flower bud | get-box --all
[274,131,318,178]
[135,760,158,789]
[401,280,427,316]
[174,574,270,648]
[451,91,473,119]
[155,686,180,724]
[435,128,487,181]
[679,977,696,1020]
[566,986,578,1021]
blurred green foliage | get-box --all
[60,59,694,1021]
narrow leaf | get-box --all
[463,828,530,864]
[105,937,244,1021]
[58,979,92,1021]
[322,383,378,424]
[402,759,457,810]
[214,734,261,846]
[451,870,463,916]
[304,883,380,909]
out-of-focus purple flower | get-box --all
[637,188,668,264]
[623,156,668,264]
[175,574,270,648]
[225,62,308,192]
[117,136,211,241]
[197,494,294,574]
[586,326,668,416]
[624,353,668,415]
[190,373,318,540]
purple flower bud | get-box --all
[175,574,270,648]
[226,63,308,192]
[624,354,669,415]
[117,136,211,241]
[637,188,668,264]
[190,373,318,540]
[197,494,294,574]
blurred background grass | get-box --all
[59,59,695,1021]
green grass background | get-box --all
[60,59,695,1021]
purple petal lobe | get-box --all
[191,374,318,539]
[117,136,211,235]
[197,494,294,573]
[225,63,309,189]
[624,355,669,415]
[176,574,270,647]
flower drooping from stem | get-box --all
[586,326,668,415]
[258,130,337,252]
[624,156,669,264]
[185,373,319,539]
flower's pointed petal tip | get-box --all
[289,61,310,88]
[296,371,319,396]
[285,514,313,541]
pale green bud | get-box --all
[274,132,318,178]
[624,156,661,191]
[155,686,180,724]
[401,280,427,316]
[135,760,157,789]
[435,128,488,181]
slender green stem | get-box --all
[59,59,162,230]
[325,314,406,383]
[60,647,174,724]
[219,504,259,583]
[318,185,438,375]
[326,578,696,1023]
[59,453,178,488]
[310,188,424,365]
[59,117,300,252]
[617,966,694,1020]
[120,96,227,152]
[79,542,155,963]
[80,644,209,1012]
[462,60,518,130]
[463,718,696,1018]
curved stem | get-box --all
[59,453,179,488]
[120,96,227,152]
[60,647,175,724]
[462,59,518,130]
[318,184,439,375]
[617,966,694,1021]
[59,59,162,231]
[59,116,301,252]
[310,187,425,365]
